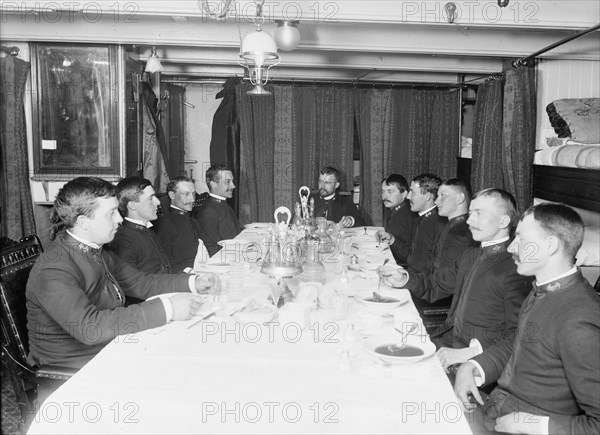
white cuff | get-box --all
[154,295,174,322]
[468,359,486,387]
[188,275,198,293]
[469,339,483,356]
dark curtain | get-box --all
[292,85,355,197]
[236,83,275,224]
[502,66,536,213]
[355,88,393,226]
[0,55,36,239]
[471,79,504,193]
[236,83,355,225]
[210,77,240,212]
[357,87,460,226]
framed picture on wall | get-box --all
[31,43,120,180]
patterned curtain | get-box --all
[355,88,393,226]
[357,87,459,226]
[236,83,275,224]
[0,55,36,239]
[236,83,355,224]
[292,85,355,196]
[429,89,461,180]
[471,79,504,193]
[502,66,536,213]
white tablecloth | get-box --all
[27,227,472,434]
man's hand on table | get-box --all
[194,272,221,294]
[169,293,205,321]
[378,264,409,288]
[437,346,480,372]
[339,216,355,228]
[376,230,395,246]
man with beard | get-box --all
[454,203,599,435]
[310,166,364,228]
[26,177,219,370]
[108,176,172,274]
[192,165,243,257]
[375,174,419,264]
[154,176,203,271]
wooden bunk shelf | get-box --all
[533,165,600,212]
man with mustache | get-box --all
[26,177,219,371]
[376,174,419,264]
[310,166,364,228]
[382,188,531,368]
[154,176,203,271]
[381,178,476,303]
[404,173,446,274]
[108,176,172,275]
[454,202,599,435]
[192,164,243,257]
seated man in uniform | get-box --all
[454,203,599,435]
[405,173,447,274]
[192,164,242,257]
[310,166,364,228]
[108,176,172,274]
[154,176,203,272]
[383,189,531,368]
[389,178,477,304]
[376,174,419,264]
[26,177,219,370]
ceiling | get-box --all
[2,1,599,84]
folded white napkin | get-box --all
[192,239,211,269]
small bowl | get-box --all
[364,333,435,365]
[355,292,408,312]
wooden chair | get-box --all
[0,235,77,426]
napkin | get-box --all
[192,239,211,269]
[295,282,320,309]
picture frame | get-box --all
[31,43,120,180]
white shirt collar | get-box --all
[418,205,437,217]
[322,193,335,201]
[209,192,226,201]
[536,266,578,287]
[170,205,186,212]
[125,217,152,228]
[67,230,101,249]
[481,236,510,247]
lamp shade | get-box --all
[274,21,300,51]
[240,28,279,63]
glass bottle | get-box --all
[297,240,326,285]
[292,202,303,228]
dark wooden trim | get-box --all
[533,165,600,212]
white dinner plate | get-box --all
[363,333,435,365]
[244,223,272,229]
[217,239,257,247]
[346,226,384,236]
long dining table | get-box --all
[27,225,472,434]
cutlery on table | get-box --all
[186,311,216,330]
[394,323,418,337]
